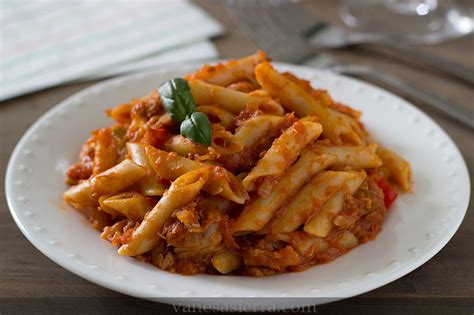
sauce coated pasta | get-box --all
[64,51,412,276]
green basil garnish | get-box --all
[158,78,212,147]
[180,112,212,147]
[158,78,196,123]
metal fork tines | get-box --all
[223,1,319,62]
[224,0,474,85]
[222,1,474,128]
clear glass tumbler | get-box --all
[340,0,474,44]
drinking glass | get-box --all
[340,0,474,44]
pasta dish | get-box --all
[63,52,412,276]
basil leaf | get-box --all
[158,78,196,123]
[180,112,212,147]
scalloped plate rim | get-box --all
[5,62,471,309]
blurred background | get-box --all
[1,0,474,313]
[0,1,472,97]
[1,0,473,127]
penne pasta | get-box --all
[199,195,236,213]
[255,61,363,144]
[145,145,248,203]
[211,124,244,154]
[336,231,359,249]
[304,172,366,237]
[91,159,146,196]
[211,250,242,274]
[310,142,382,169]
[64,159,146,209]
[186,51,267,86]
[329,108,366,145]
[282,72,335,108]
[274,232,329,259]
[92,128,119,175]
[197,105,235,129]
[262,171,354,234]
[163,135,208,156]
[234,115,286,147]
[164,125,243,157]
[63,180,95,209]
[127,143,166,196]
[228,81,259,93]
[64,51,412,276]
[188,79,284,116]
[231,151,337,235]
[376,145,412,191]
[242,120,323,195]
[248,89,270,98]
[99,192,154,221]
[107,103,132,124]
[118,167,209,256]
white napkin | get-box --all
[0,0,224,101]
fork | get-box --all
[306,25,474,86]
[223,1,474,129]
[223,0,474,86]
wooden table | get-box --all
[1,1,472,314]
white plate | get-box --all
[6,63,470,309]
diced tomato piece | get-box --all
[377,178,398,208]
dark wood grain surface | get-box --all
[1,1,473,314]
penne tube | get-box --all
[337,231,359,249]
[304,172,366,237]
[197,105,235,129]
[163,135,208,156]
[64,159,146,209]
[248,89,270,98]
[242,120,323,195]
[90,159,146,196]
[62,51,415,276]
[329,108,366,145]
[99,192,154,221]
[376,145,412,191]
[211,125,244,154]
[211,251,242,274]
[310,143,382,169]
[262,171,354,234]
[146,145,200,178]
[219,114,297,172]
[186,51,267,86]
[63,180,94,209]
[199,195,236,213]
[274,232,328,259]
[118,168,209,256]
[106,103,132,124]
[228,81,259,93]
[305,193,344,237]
[282,72,335,108]
[92,128,119,175]
[255,61,363,144]
[127,143,166,196]
[234,115,286,147]
[188,79,284,116]
[145,145,249,204]
[164,125,243,157]
[231,151,337,235]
